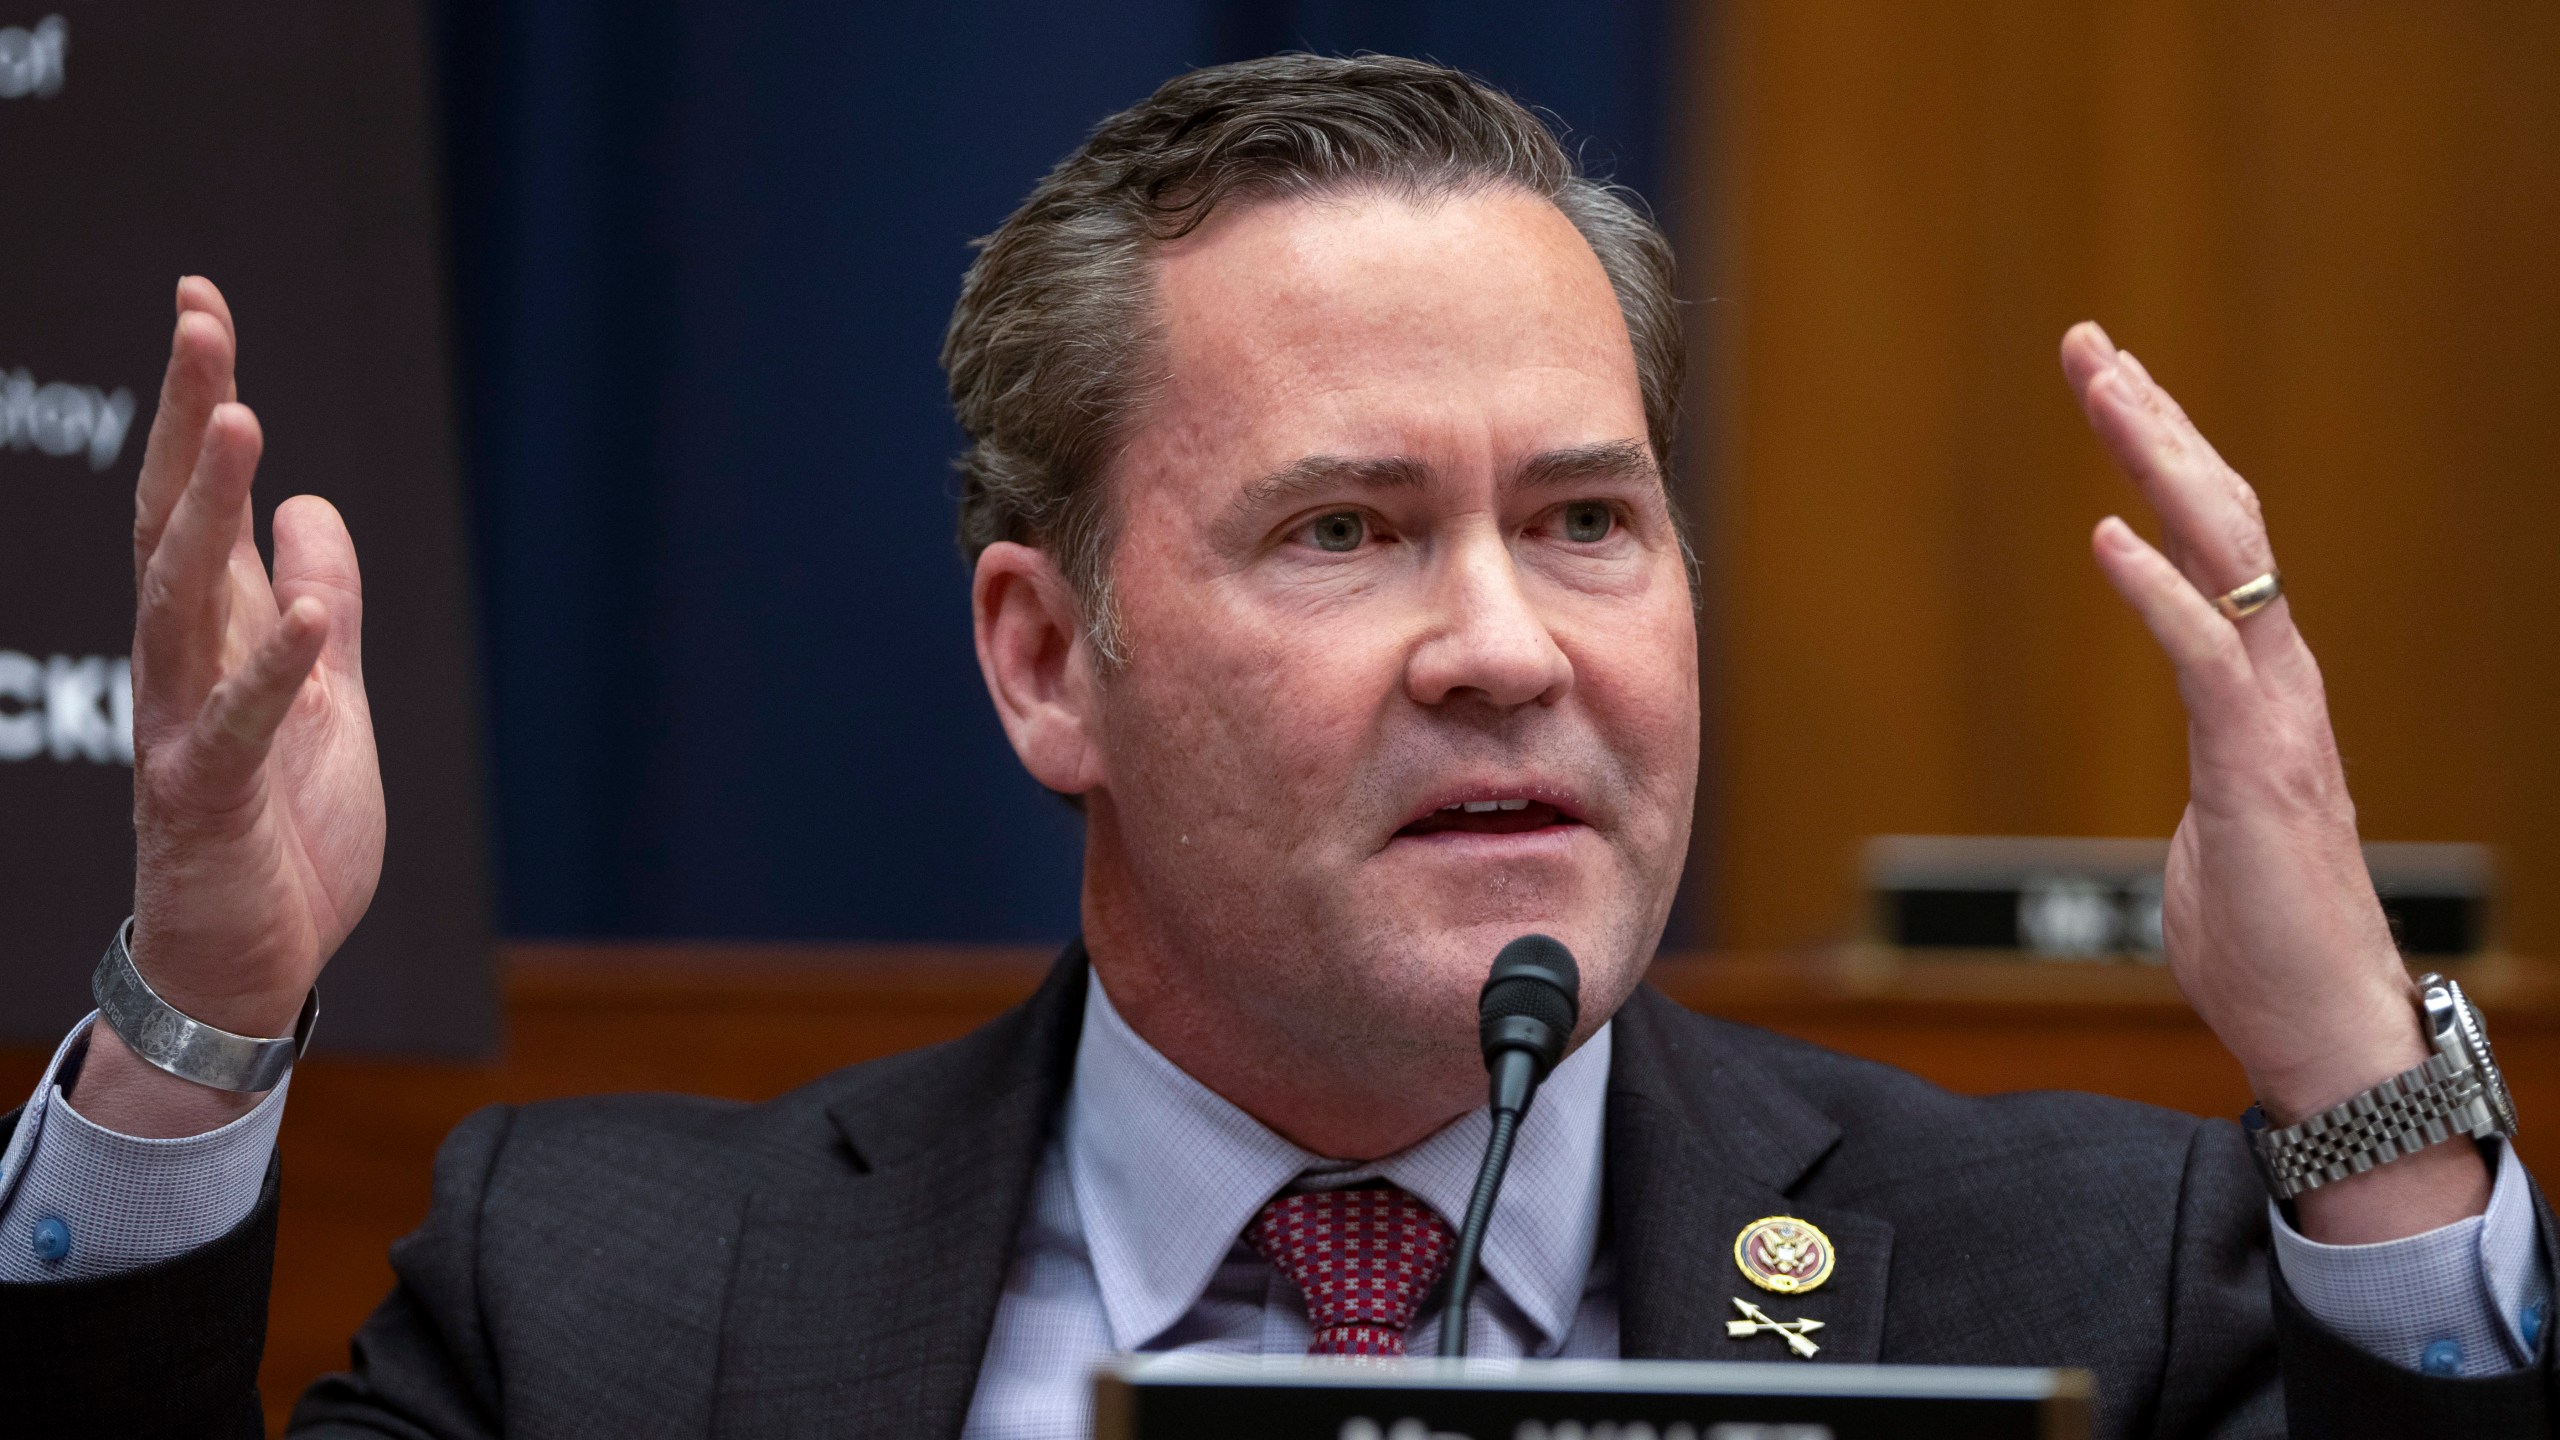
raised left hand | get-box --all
[2062,322,2489,1241]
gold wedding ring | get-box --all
[2213,570,2282,622]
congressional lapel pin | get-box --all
[1733,1214,1835,1295]
[1726,1297,1824,1358]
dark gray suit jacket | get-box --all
[6,945,2553,1437]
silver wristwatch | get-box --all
[2243,972,2517,1201]
[91,916,318,1093]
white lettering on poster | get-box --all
[0,652,132,765]
[0,14,64,98]
[1,368,137,471]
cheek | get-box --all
[1103,535,1404,842]
[1570,592,1700,814]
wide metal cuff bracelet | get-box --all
[91,917,318,1093]
[2244,1049,2491,1201]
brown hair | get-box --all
[942,52,1682,661]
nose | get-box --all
[1404,529,1573,709]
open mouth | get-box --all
[1395,797,1580,839]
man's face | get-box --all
[1080,185,1697,1119]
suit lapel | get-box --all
[713,946,1088,1440]
[1608,986,1893,1366]
[705,955,1895,1432]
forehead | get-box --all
[1139,185,1643,467]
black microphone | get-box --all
[1438,934,1580,1358]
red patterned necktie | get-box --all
[1247,1183,1456,1358]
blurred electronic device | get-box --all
[1095,1356,2090,1440]
[1864,836,2492,962]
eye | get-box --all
[1304,511,1367,553]
[1560,501,1615,544]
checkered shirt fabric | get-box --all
[2271,1137,2550,1372]
[0,1015,286,1284]
[1247,1183,1455,1357]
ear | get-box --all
[972,541,1105,796]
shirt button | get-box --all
[2420,1338,2462,1376]
[2524,1302,2547,1352]
[30,1216,70,1263]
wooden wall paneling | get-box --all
[1692,0,2560,955]
[1692,0,1990,949]
[2241,7,2560,954]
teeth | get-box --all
[1447,798,1536,814]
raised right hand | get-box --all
[68,278,384,1135]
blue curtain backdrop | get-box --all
[433,1,1679,941]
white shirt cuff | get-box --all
[2270,1137,2549,1376]
[0,1012,289,1283]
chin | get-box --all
[1352,830,1665,1015]
[1319,885,1662,1059]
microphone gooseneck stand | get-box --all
[1438,934,1580,1359]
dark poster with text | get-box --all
[0,2,495,1052]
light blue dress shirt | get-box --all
[0,985,2547,1437]
[961,978,1620,1439]
[0,1016,291,1282]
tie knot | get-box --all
[1247,1183,1455,1358]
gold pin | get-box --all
[1733,1215,1835,1296]
[1726,1297,1824,1358]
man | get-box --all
[1,54,2549,1439]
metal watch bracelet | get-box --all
[91,917,318,1093]
[2244,1048,2492,1201]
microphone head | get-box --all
[1478,934,1581,1076]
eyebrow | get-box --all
[1515,438,1660,491]
[1233,453,1432,517]
[1231,438,1659,520]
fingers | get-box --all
[174,275,238,364]
[2056,320,2119,399]
[2062,323,2277,597]
[135,280,240,568]
[271,496,365,683]
[226,497,278,626]
[135,403,262,734]
[2063,324,2326,690]
[187,597,329,802]
[2090,516,2257,730]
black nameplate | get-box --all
[1865,836,2491,960]
[1095,1357,2090,1440]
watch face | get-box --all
[2447,980,2521,1136]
